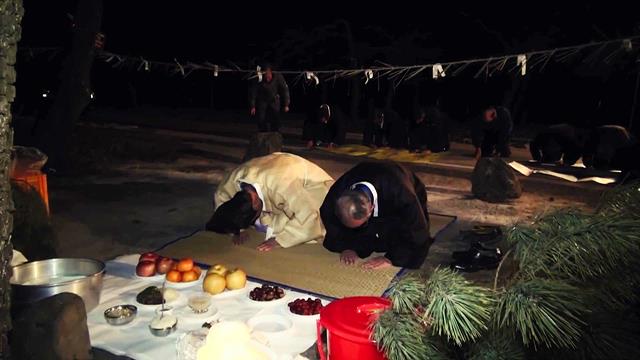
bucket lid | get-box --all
[319,296,391,343]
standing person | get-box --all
[471,105,513,159]
[248,64,290,132]
[320,161,432,269]
[303,104,346,149]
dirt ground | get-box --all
[15,109,610,359]
[37,109,607,287]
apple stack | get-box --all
[203,264,247,295]
[136,252,175,277]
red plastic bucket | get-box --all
[316,296,390,360]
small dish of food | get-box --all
[288,298,323,320]
[247,284,286,306]
[187,294,212,314]
[135,286,182,309]
[149,314,178,337]
[104,304,137,326]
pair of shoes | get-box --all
[450,240,502,273]
[452,242,501,261]
[460,226,503,245]
[450,252,502,272]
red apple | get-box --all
[139,252,160,263]
[155,257,174,275]
[136,260,157,277]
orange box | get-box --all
[12,172,50,215]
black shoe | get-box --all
[450,252,502,273]
[452,244,501,260]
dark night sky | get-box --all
[20,1,640,64]
[14,1,640,130]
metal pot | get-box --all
[10,258,105,312]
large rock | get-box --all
[11,293,92,360]
[243,132,283,162]
[471,158,522,203]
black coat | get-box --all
[248,72,290,109]
[303,104,346,145]
[320,161,432,269]
[583,125,636,170]
[529,124,585,165]
[363,108,408,148]
[410,106,450,152]
[471,107,513,157]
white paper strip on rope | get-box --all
[305,71,319,85]
[517,54,527,76]
[24,35,640,84]
[364,69,374,84]
[213,64,219,77]
[432,63,446,79]
[256,65,263,82]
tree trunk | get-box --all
[36,0,103,171]
[338,20,361,126]
[0,0,23,356]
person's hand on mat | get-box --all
[340,250,358,265]
[257,238,281,252]
[232,231,249,245]
[361,256,392,269]
[283,105,290,113]
[250,107,256,116]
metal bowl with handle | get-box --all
[10,258,105,312]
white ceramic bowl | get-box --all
[247,314,293,338]
[176,304,220,322]
[288,309,321,322]
[165,272,205,289]
[134,273,165,281]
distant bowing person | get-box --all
[206,153,334,251]
[320,161,433,269]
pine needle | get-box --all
[493,279,588,349]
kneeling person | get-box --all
[321,161,432,269]
[206,153,334,251]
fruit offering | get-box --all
[288,298,323,316]
[136,252,175,277]
[165,257,202,283]
[249,284,285,301]
[202,264,247,295]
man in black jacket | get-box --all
[471,105,513,159]
[303,104,346,149]
[249,64,290,132]
[320,161,432,269]
[363,107,408,148]
[529,124,586,165]
[583,125,636,170]
[409,106,450,153]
